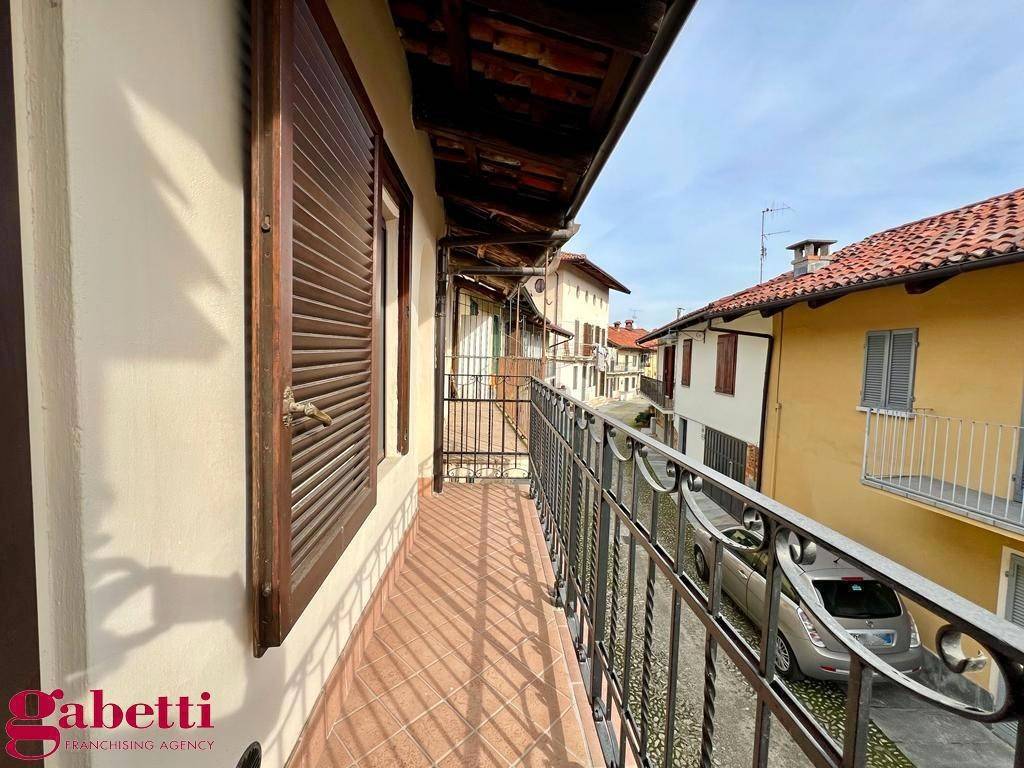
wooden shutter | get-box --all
[884,329,917,411]
[861,331,890,408]
[680,338,692,386]
[1008,557,1024,626]
[663,344,675,399]
[715,333,737,395]
[251,0,381,652]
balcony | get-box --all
[640,374,673,410]
[315,483,601,766]
[862,408,1024,533]
[395,379,1024,768]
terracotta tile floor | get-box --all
[322,484,602,767]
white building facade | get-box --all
[606,320,653,400]
[527,251,629,403]
[641,313,772,502]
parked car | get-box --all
[691,524,924,681]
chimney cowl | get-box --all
[787,238,838,277]
[613,321,621,328]
[624,319,634,329]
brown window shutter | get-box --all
[680,338,692,386]
[715,334,737,395]
[583,323,593,356]
[250,0,382,652]
[663,344,675,399]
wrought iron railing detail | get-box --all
[862,407,1024,532]
[528,378,1024,768]
[441,358,534,480]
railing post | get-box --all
[432,244,448,492]
[752,521,783,768]
[588,420,614,709]
[527,380,539,496]
[861,407,872,480]
[616,445,642,768]
[552,397,567,592]
[842,656,874,768]
[565,406,584,618]
[664,474,689,768]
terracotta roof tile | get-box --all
[607,324,653,349]
[641,187,1024,342]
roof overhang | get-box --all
[639,248,1024,343]
[558,252,631,293]
[389,0,696,280]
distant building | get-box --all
[640,310,772,512]
[606,320,654,400]
[527,250,629,403]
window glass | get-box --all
[814,579,902,619]
[725,528,761,570]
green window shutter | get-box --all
[885,329,917,411]
[861,331,890,407]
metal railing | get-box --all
[441,356,536,480]
[641,374,671,409]
[862,408,1024,532]
[528,378,1024,768]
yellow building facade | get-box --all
[762,262,1024,656]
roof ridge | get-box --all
[638,186,1024,344]
[844,186,1024,247]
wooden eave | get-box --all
[389,0,695,279]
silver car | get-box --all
[691,524,925,681]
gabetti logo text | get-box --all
[5,689,214,760]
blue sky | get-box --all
[572,1,1024,330]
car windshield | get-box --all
[814,579,901,619]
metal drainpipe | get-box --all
[707,323,774,492]
[432,243,449,493]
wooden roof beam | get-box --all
[440,223,577,248]
[438,176,566,229]
[467,0,668,57]
[440,0,470,93]
[414,106,591,173]
[589,51,635,130]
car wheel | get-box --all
[693,547,709,582]
[774,635,803,682]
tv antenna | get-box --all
[760,203,791,282]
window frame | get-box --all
[379,143,413,456]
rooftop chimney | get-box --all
[624,319,634,329]
[787,239,838,277]
[613,321,621,328]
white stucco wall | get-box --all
[670,314,771,464]
[606,344,648,399]
[529,260,613,402]
[15,2,443,767]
